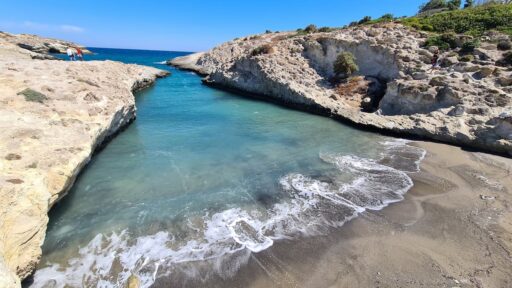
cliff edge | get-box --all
[0,35,168,286]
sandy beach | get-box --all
[159,141,512,288]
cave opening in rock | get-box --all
[301,37,398,113]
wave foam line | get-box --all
[32,139,425,287]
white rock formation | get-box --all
[169,24,512,155]
[0,31,92,55]
[0,35,168,286]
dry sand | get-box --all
[182,141,512,288]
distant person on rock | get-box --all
[75,47,83,61]
[66,47,75,61]
[430,51,440,71]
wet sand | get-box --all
[166,141,512,288]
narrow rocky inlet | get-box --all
[1,2,512,288]
[26,48,426,287]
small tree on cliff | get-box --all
[419,0,447,13]
[381,13,394,20]
[419,0,461,13]
[333,52,359,79]
[304,24,318,34]
[447,0,462,10]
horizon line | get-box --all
[86,46,200,54]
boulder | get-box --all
[474,48,491,61]
[474,66,495,79]
[429,76,448,87]
[412,72,428,80]
[436,86,461,106]
[498,77,512,86]
[442,56,458,67]
[428,46,439,53]
[448,105,465,117]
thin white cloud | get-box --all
[59,24,84,33]
[2,21,85,33]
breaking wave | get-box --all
[32,140,425,288]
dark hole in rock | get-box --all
[48,47,60,54]
[5,153,22,160]
[7,179,24,184]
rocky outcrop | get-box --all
[169,24,512,155]
[0,36,168,286]
[0,31,92,56]
[166,52,207,75]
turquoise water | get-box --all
[32,48,425,287]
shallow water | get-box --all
[31,48,425,287]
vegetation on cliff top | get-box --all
[282,1,511,39]
[401,2,512,36]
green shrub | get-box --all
[318,27,334,32]
[443,32,459,48]
[428,4,512,35]
[423,32,458,50]
[447,0,462,10]
[265,30,272,34]
[333,52,359,78]
[251,44,274,56]
[497,40,511,50]
[381,13,394,20]
[17,88,47,103]
[403,3,512,36]
[304,24,318,33]
[461,38,480,53]
[422,24,435,31]
[358,16,372,24]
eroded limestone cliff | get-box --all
[169,23,512,155]
[0,35,168,286]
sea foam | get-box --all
[32,139,425,288]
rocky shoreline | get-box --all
[169,23,512,156]
[0,34,168,287]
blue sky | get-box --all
[0,0,426,52]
